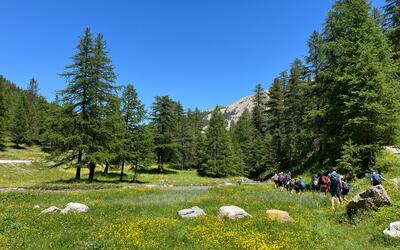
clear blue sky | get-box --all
[0,0,385,110]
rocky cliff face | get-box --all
[202,94,257,129]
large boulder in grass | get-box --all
[347,185,391,216]
[61,202,89,214]
[266,209,293,223]
[219,206,251,219]
[178,206,206,218]
[41,206,61,214]
[384,221,400,238]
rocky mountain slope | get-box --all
[202,94,257,129]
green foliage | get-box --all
[337,139,361,179]
[199,107,243,177]
[375,149,400,174]
[10,94,29,147]
[56,27,117,181]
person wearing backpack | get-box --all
[341,178,350,202]
[370,170,383,186]
[278,172,285,191]
[299,177,306,193]
[328,167,342,210]
[319,175,329,195]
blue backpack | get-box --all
[342,181,349,190]
[372,174,382,185]
[300,180,306,189]
[330,172,340,185]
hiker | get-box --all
[318,174,329,195]
[272,173,279,188]
[299,177,306,193]
[328,167,342,210]
[310,175,319,192]
[341,177,350,202]
[287,178,293,193]
[371,170,390,187]
[278,172,285,191]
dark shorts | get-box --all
[320,185,327,192]
[342,188,349,196]
[278,180,284,187]
[330,185,341,197]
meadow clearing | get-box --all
[0,144,400,249]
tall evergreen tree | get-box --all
[58,27,117,182]
[320,0,400,173]
[199,107,243,177]
[252,84,267,134]
[151,96,179,172]
[0,80,7,148]
[384,0,400,56]
[11,94,29,147]
[120,84,146,181]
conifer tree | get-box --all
[58,27,117,182]
[0,80,6,148]
[199,107,243,177]
[120,84,146,181]
[384,0,400,56]
[151,96,179,172]
[232,109,254,175]
[252,84,267,134]
[265,77,285,169]
[321,0,400,172]
[11,94,29,148]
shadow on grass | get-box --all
[138,168,178,175]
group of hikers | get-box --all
[272,167,388,209]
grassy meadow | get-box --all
[1,143,400,249]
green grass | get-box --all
[0,185,399,250]
[0,141,48,161]
[1,143,400,249]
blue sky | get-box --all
[0,0,385,110]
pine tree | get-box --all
[120,84,146,181]
[0,80,6,148]
[321,0,400,173]
[384,0,400,56]
[265,77,285,169]
[11,94,29,148]
[151,96,179,172]
[58,27,117,182]
[199,107,243,177]
[252,84,267,134]
[231,109,254,175]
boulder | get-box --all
[266,209,293,223]
[178,206,206,218]
[41,206,61,214]
[33,205,40,209]
[219,205,251,219]
[347,185,391,216]
[61,202,89,214]
[384,221,400,238]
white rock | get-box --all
[33,205,40,209]
[61,202,89,214]
[219,205,251,219]
[384,221,400,238]
[41,206,61,214]
[178,206,206,218]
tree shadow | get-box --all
[138,168,178,175]
[11,145,26,150]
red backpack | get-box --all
[321,176,329,185]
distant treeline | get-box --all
[1,0,400,181]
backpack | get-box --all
[300,180,306,189]
[372,174,382,185]
[330,172,340,185]
[342,181,349,191]
[321,176,329,185]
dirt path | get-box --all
[0,160,32,164]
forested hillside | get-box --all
[1,0,400,182]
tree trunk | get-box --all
[120,159,125,182]
[88,161,96,182]
[104,162,109,174]
[75,151,82,180]
[133,160,138,182]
